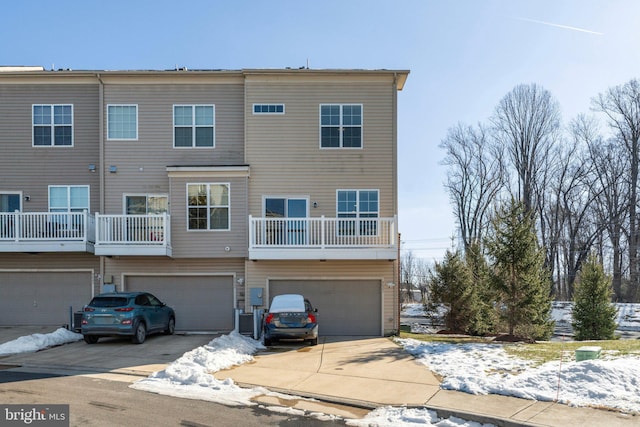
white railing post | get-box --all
[248,215,254,248]
[320,215,325,249]
[14,210,20,242]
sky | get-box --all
[1,302,639,425]
[2,0,640,262]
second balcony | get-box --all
[94,213,172,257]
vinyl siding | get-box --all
[168,174,248,258]
[244,77,397,219]
[101,84,245,215]
[0,84,101,213]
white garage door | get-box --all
[269,280,381,336]
[0,271,92,326]
[126,275,234,331]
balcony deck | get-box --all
[94,213,172,257]
[249,215,398,260]
[0,211,95,253]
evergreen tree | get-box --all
[572,254,618,340]
[429,250,478,334]
[465,241,499,335]
[485,199,555,340]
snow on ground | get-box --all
[0,327,82,356]
[1,304,639,425]
[397,338,640,414]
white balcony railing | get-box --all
[94,213,171,256]
[0,211,94,241]
[249,215,398,260]
[0,211,95,252]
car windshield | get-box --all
[269,294,306,313]
[89,297,129,308]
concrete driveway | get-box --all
[0,326,217,379]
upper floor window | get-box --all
[187,183,229,230]
[174,105,215,148]
[253,104,285,114]
[49,185,89,212]
[337,189,378,236]
[33,105,73,146]
[107,105,137,140]
[320,104,362,148]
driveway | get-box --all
[0,326,217,379]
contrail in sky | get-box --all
[517,17,604,36]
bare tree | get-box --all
[593,79,640,301]
[400,250,431,303]
[587,133,629,301]
[492,84,561,216]
[440,123,504,251]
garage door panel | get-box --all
[269,280,381,336]
[126,276,233,332]
[0,272,92,326]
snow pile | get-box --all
[130,331,266,406]
[397,338,640,413]
[347,407,492,427]
[0,327,82,356]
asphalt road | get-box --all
[0,368,345,427]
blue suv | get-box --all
[81,292,175,344]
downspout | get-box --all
[393,72,400,334]
[97,73,105,292]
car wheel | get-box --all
[164,317,175,335]
[264,337,272,346]
[132,321,147,344]
[83,335,99,344]
[309,337,318,346]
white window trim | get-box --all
[107,104,138,141]
[336,189,379,216]
[122,193,169,215]
[173,105,215,149]
[319,104,363,150]
[186,183,230,231]
[32,104,74,147]
[252,104,285,115]
[262,195,310,216]
[0,191,23,212]
[48,185,90,213]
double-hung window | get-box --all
[107,105,138,140]
[174,105,215,148]
[187,183,229,230]
[33,105,73,146]
[49,185,89,213]
[337,190,379,236]
[320,104,362,148]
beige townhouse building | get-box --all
[0,66,408,336]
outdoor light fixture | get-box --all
[109,165,117,173]
[88,163,96,172]
[24,195,30,202]
[386,282,396,288]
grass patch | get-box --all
[399,332,640,366]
